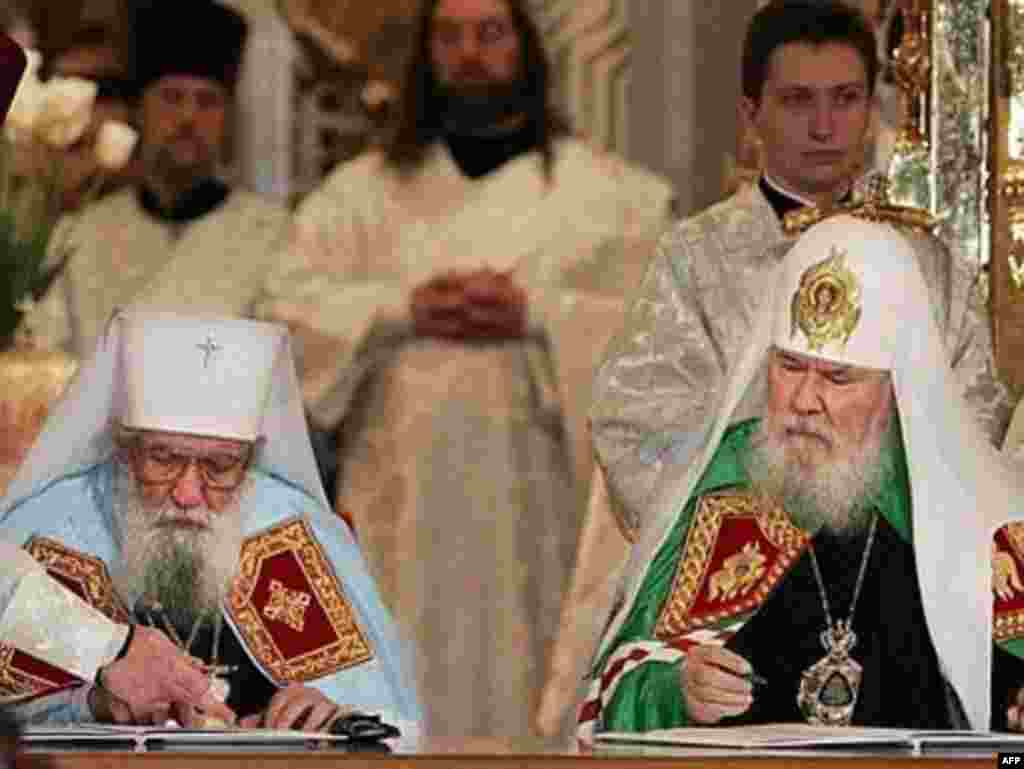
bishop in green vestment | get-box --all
[580,215,1024,737]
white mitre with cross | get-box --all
[120,313,285,441]
[2,308,330,516]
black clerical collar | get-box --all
[444,124,540,180]
[758,175,852,222]
[137,178,230,223]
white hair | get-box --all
[745,408,894,537]
[110,461,247,621]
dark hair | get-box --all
[742,0,878,104]
[385,0,570,179]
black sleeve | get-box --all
[991,643,1024,731]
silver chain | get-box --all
[806,514,878,630]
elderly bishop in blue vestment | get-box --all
[0,310,421,730]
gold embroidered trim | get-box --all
[263,579,312,633]
[25,537,130,622]
[1004,522,1024,560]
[0,645,70,698]
[782,175,935,237]
[655,489,808,639]
[707,542,767,603]
[994,523,1024,642]
[229,518,373,684]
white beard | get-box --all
[111,463,246,621]
[745,413,891,537]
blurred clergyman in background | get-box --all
[259,0,674,739]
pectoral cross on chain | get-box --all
[196,334,221,369]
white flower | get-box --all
[33,76,97,149]
[94,120,138,171]
[4,51,44,145]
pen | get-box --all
[202,664,239,677]
[741,671,769,687]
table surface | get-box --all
[15,736,1013,768]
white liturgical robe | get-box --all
[20,187,289,355]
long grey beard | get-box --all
[745,416,891,538]
[111,464,246,629]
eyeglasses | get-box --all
[132,445,251,491]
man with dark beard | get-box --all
[0,312,420,729]
[258,0,673,738]
[578,215,1024,736]
[19,0,289,357]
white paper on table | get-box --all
[22,724,354,749]
[597,723,1024,751]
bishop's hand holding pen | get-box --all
[681,644,765,724]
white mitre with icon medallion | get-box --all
[771,214,922,371]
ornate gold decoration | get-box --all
[790,247,863,352]
[782,175,935,237]
[994,1,1024,385]
[0,644,74,699]
[707,542,767,603]
[263,579,312,633]
[25,537,130,623]
[1003,167,1024,297]
[993,522,1024,641]
[890,0,932,150]
[1006,520,1024,554]
[655,489,808,640]
[228,517,373,685]
[1007,0,1024,99]
[994,541,1023,601]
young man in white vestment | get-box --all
[19,0,289,355]
[0,311,420,729]
[581,215,1024,735]
[536,0,1010,735]
[257,0,674,739]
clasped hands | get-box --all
[411,267,527,341]
[90,625,343,730]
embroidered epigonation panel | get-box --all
[228,518,374,684]
[655,489,808,640]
